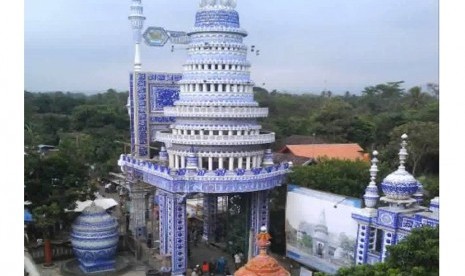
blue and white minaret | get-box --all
[352,134,439,265]
[128,0,146,71]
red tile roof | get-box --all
[278,144,368,162]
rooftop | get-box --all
[278,143,368,162]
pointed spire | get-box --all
[398,133,408,170]
[364,150,380,208]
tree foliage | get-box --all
[289,159,371,198]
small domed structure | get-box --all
[70,202,119,274]
[235,226,290,276]
[381,134,418,200]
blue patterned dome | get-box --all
[380,134,418,200]
[381,169,418,200]
[70,203,119,274]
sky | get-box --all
[24,0,439,94]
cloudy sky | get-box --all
[25,0,438,94]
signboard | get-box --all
[143,27,190,46]
[143,27,169,47]
[285,185,361,274]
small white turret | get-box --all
[363,150,380,209]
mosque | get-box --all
[352,134,439,265]
[117,0,438,275]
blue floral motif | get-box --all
[215,168,226,176]
[235,168,245,176]
[151,86,180,112]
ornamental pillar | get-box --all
[249,190,270,256]
[198,156,203,169]
[238,157,243,169]
[354,224,371,265]
[252,156,257,168]
[130,185,147,240]
[246,156,251,170]
[202,195,218,242]
[156,191,168,255]
[156,191,188,275]
[181,156,186,168]
[169,154,174,168]
[229,157,234,170]
[208,157,213,170]
[174,155,179,169]
[218,157,224,169]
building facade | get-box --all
[352,134,439,265]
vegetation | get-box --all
[24,81,439,254]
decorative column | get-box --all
[354,224,371,265]
[202,195,218,242]
[130,186,147,240]
[157,191,169,255]
[249,190,270,256]
[157,191,187,276]
[169,193,188,275]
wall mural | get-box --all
[285,185,361,274]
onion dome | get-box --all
[235,226,290,276]
[70,202,119,274]
[381,134,418,200]
[363,151,379,208]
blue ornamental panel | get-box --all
[129,73,135,153]
[151,86,180,112]
[195,10,240,28]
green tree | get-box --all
[386,121,439,175]
[289,159,370,198]
[310,98,354,142]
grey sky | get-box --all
[25,0,438,94]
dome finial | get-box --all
[398,134,408,170]
[363,150,380,208]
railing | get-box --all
[27,241,74,263]
[119,154,292,180]
[156,132,275,145]
[163,106,268,118]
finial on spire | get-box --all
[398,134,408,170]
[363,150,380,209]
[256,226,271,252]
[369,150,379,186]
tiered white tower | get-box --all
[118,1,290,274]
[157,0,273,172]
